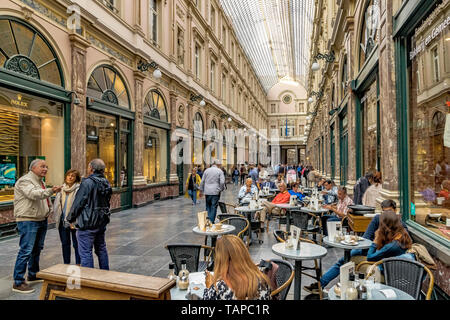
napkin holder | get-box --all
[263,186,270,195]
[197,211,207,231]
[289,195,297,206]
[249,199,257,210]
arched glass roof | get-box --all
[219,0,315,92]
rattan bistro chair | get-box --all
[165,244,214,274]
[270,259,295,300]
[357,257,434,300]
[218,201,238,215]
[272,230,324,299]
[217,213,243,221]
[219,217,249,243]
[290,209,322,245]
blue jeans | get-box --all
[58,221,81,265]
[188,189,197,204]
[205,195,220,223]
[13,220,48,286]
[321,214,341,236]
[233,176,239,185]
[76,227,109,270]
[320,249,364,287]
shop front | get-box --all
[0,16,70,235]
[85,64,134,210]
[394,0,450,297]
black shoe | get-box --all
[304,282,320,294]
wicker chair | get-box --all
[219,217,249,242]
[218,201,237,214]
[272,230,324,299]
[290,209,322,245]
[357,257,434,300]
[269,259,295,300]
[165,244,214,274]
[217,213,243,221]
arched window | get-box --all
[87,65,130,108]
[0,17,63,86]
[194,112,204,134]
[359,0,379,69]
[143,90,167,122]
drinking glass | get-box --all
[342,227,348,236]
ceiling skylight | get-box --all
[219,0,315,92]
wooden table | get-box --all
[37,264,175,300]
[347,213,374,233]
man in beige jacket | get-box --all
[12,159,61,294]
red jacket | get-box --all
[272,191,290,204]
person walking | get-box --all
[66,159,112,270]
[53,169,82,265]
[12,159,62,294]
[199,159,225,223]
[240,164,248,185]
[185,166,201,205]
[232,166,240,186]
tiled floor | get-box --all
[0,184,342,300]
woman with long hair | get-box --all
[367,210,412,261]
[53,169,82,265]
[362,171,382,207]
[203,235,272,300]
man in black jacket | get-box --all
[66,159,112,269]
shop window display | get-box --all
[0,88,64,202]
[408,3,450,241]
[143,125,167,184]
[86,112,116,186]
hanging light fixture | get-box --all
[308,97,313,103]
[153,68,162,79]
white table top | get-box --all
[328,283,414,300]
[274,203,302,209]
[300,207,330,214]
[192,224,236,236]
[234,206,263,212]
[322,236,372,250]
[170,272,208,300]
[271,242,327,261]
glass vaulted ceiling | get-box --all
[219,0,315,92]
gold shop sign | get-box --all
[10,94,28,108]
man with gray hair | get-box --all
[66,159,112,270]
[12,159,62,293]
[199,159,225,222]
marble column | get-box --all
[169,91,179,183]
[377,0,400,210]
[69,33,89,176]
[133,70,146,186]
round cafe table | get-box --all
[193,224,236,258]
[300,207,330,239]
[234,206,263,245]
[322,236,372,263]
[274,203,303,232]
[328,283,414,300]
[272,242,327,300]
[170,272,208,300]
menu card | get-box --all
[197,211,207,231]
[290,226,301,251]
[339,261,355,300]
[327,221,342,241]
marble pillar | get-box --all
[133,70,147,186]
[69,33,89,176]
[169,91,179,183]
[377,0,400,210]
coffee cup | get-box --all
[214,223,222,231]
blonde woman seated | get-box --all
[203,235,272,300]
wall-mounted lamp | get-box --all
[190,94,206,106]
[311,51,335,72]
[137,59,162,79]
[67,91,81,105]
